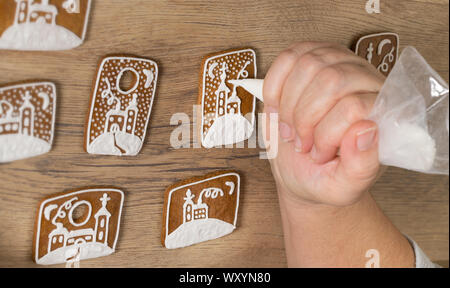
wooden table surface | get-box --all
[0,0,448,268]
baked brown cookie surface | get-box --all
[355,32,399,76]
[162,171,240,249]
[0,0,92,51]
[85,55,158,156]
[33,188,124,265]
[0,81,56,163]
[199,48,257,148]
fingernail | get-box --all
[294,136,302,153]
[357,126,377,151]
[279,122,293,142]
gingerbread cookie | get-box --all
[199,48,257,148]
[33,188,124,265]
[162,171,240,249]
[0,0,92,51]
[0,81,56,163]
[85,55,158,156]
[355,32,399,76]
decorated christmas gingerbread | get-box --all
[0,81,56,163]
[355,32,399,76]
[162,171,241,249]
[0,0,92,51]
[199,48,257,148]
[33,188,125,265]
[84,55,158,156]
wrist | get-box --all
[276,184,374,237]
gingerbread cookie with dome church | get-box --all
[199,48,257,148]
[33,188,124,265]
[0,81,56,163]
[0,0,92,50]
[85,55,158,156]
[162,171,240,249]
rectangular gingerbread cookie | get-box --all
[355,32,399,76]
[199,48,257,148]
[33,188,124,265]
[0,0,92,51]
[0,81,56,163]
[162,171,240,249]
[85,55,158,156]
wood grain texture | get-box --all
[0,0,448,267]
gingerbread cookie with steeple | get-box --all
[0,0,92,51]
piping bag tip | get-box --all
[229,79,265,103]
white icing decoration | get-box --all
[44,204,58,221]
[35,189,124,265]
[201,49,257,148]
[143,69,154,88]
[203,113,254,148]
[165,173,240,249]
[165,218,235,249]
[377,46,395,73]
[87,131,142,156]
[37,92,50,110]
[208,62,218,79]
[116,68,140,94]
[377,39,392,55]
[0,134,51,162]
[63,0,80,14]
[86,56,158,156]
[0,82,56,163]
[0,0,92,51]
[367,42,374,63]
[68,200,92,227]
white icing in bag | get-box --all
[378,121,436,172]
[370,47,449,174]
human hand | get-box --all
[263,42,385,206]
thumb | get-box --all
[336,120,380,188]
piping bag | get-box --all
[230,47,449,175]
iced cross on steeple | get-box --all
[100,193,111,208]
[184,189,195,202]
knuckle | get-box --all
[278,106,293,124]
[278,48,300,63]
[340,96,368,123]
[298,52,324,72]
[293,110,310,134]
[317,65,346,88]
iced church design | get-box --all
[0,92,35,138]
[163,172,240,249]
[86,56,158,156]
[201,49,257,148]
[34,189,124,265]
[0,82,56,163]
[47,194,112,254]
[14,0,58,25]
[0,0,92,50]
[182,184,236,223]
